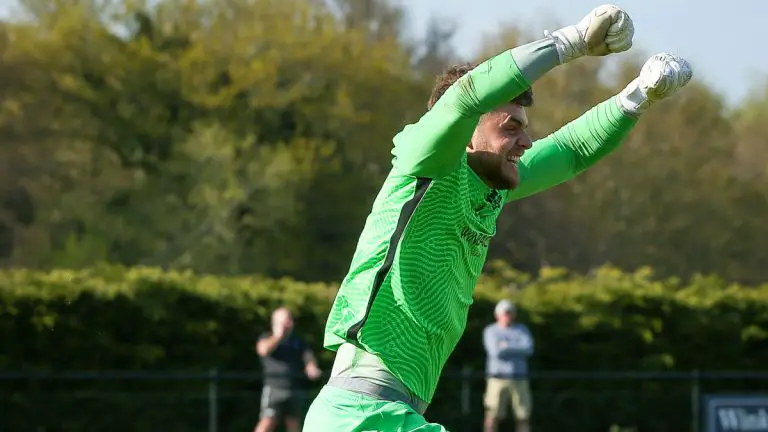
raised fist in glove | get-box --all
[546,4,634,64]
[618,53,694,115]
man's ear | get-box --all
[467,123,484,151]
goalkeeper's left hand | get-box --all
[617,53,694,116]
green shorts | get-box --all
[302,385,448,432]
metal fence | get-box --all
[1,370,767,432]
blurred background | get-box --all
[0,0,766,431]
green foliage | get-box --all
[0,0,436,281]
[0,0,767,285]
[462,262,768,373]
[0,265,337,370]
[476,30,768,285]
[2,265,767,430]
[1,0,766,429]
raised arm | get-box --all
[506,53,693,203]
[505,95,636,202]
[391,40,555,178]
[256,333,283,357]
[392,5,635,179]
[303,346,323,381]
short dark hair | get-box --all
[427,62,534,110]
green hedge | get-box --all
[1,263,767,431]
[0,265,337,371]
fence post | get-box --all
[690,369,700,432]
[461,366,472,432]
[209,368,219,432]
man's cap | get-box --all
[495,299,515,315]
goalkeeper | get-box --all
[303,4,693,432]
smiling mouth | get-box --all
[506,153,520,165]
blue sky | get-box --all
[0,0,763,107]
[403,0,767,107]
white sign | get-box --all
[705,395,768,432]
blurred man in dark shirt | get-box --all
[255,307,322,432]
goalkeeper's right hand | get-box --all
[546,4,634,64]
[617,53,694,116]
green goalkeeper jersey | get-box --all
[323,40,638,403]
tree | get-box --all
[0,0,435,281]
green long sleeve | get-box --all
[391,38,560,178]
[505,96,638,202]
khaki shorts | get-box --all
[484,378,532,421]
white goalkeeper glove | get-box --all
[545,4,634,64]
[617,53,694,116]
